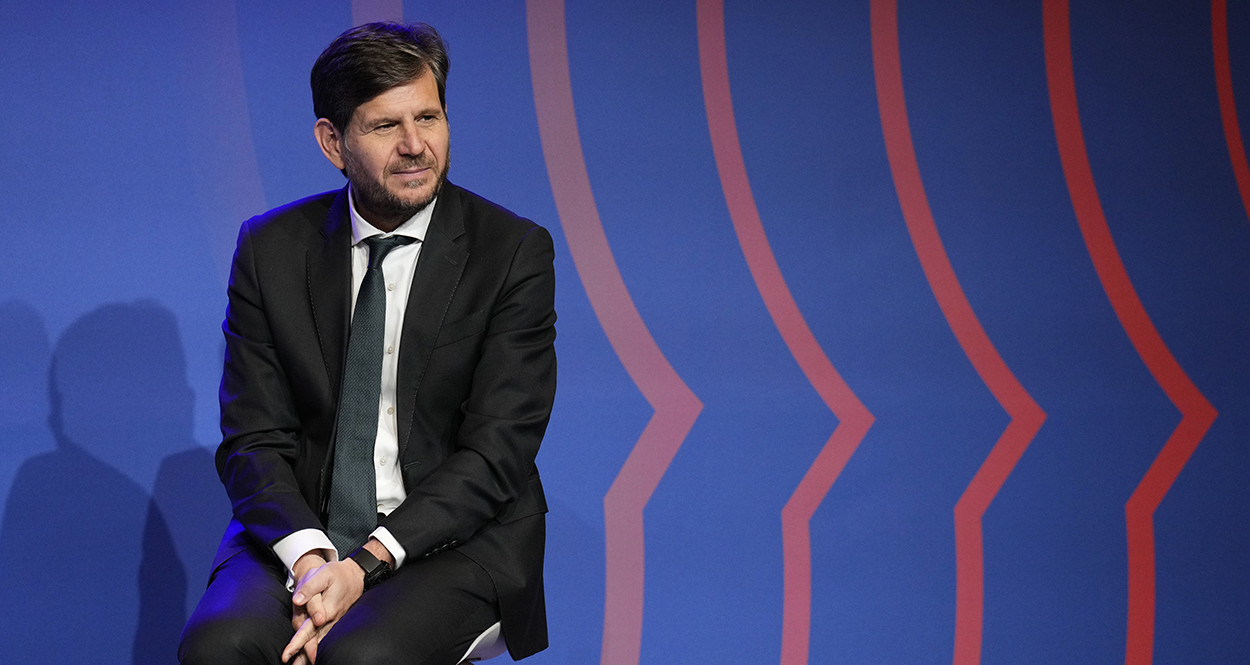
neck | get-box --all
[362,215,404,234]
[354,200,407,233]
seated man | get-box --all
[179,21,555,665]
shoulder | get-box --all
[241,188,344,243]
[440,182,547,245]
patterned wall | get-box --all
[1,1,1247,663]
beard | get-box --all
[344,148,450,226]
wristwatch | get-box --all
[348,546,393,590]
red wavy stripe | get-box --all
[1214,0,1250,222]
[870,3,1047,665]
[526,2,703,663]
[695,2,875,662]
[1042,3,1219,664]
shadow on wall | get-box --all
[0,301,55,511]
[0,301,229,663]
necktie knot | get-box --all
[364,235,416,270]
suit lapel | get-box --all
[397,185,468,456]
[307,187,353,397]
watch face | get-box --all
[352,550,391,589]
[351,551,378,572]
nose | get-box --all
[397,123,426,157]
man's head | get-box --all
[311,22,451,230]
[311,22,449,133]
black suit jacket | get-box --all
[211,182,555,659]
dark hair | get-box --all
[310,21,449,131]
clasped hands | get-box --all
[281,549,367,664]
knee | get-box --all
[178,612,283,665]
[317,630,405,665]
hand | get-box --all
[293,559,365,625]
[286,605,340,664]
[292,550,330,586]
[285,552,326,663]
[287,594,326,664]
[280,550,325,662]
[282,559,366,662]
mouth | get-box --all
[391,160,434,176]
[390,167,432,189]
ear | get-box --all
[314,118,346,171]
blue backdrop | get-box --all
[2,1,1248,663]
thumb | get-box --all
[292,572,329,605]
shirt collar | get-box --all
[347,182,436,246]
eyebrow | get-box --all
[359,107,443,127]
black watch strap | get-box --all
[348,546,392,590]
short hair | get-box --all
[310,21,450,132]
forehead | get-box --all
[352,71,441,123]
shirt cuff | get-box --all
[273,529,337,581]
[371,526,407,569]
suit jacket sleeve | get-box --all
[216,217,329,548]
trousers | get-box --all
[178,544,500,665]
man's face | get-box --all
[317,70,450,229]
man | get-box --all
[179,21,555,665]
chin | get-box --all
[395,190,436,211]
[398,184,434,199]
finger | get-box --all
[291,605,310,631]
[292,568,330,605]
[314,616,338,640]
[306,591,328,626]
[304,634,320,664]
[282,617,316,663]
[303,615,338,664]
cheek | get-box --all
[350,140,391,173]
[368,150,394,172]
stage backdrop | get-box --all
[2,1,1248,663]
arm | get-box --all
[217,219,328,554]
[383,224,557,557]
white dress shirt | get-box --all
[272,185,436,577]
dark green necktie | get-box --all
[327,235,416,554]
